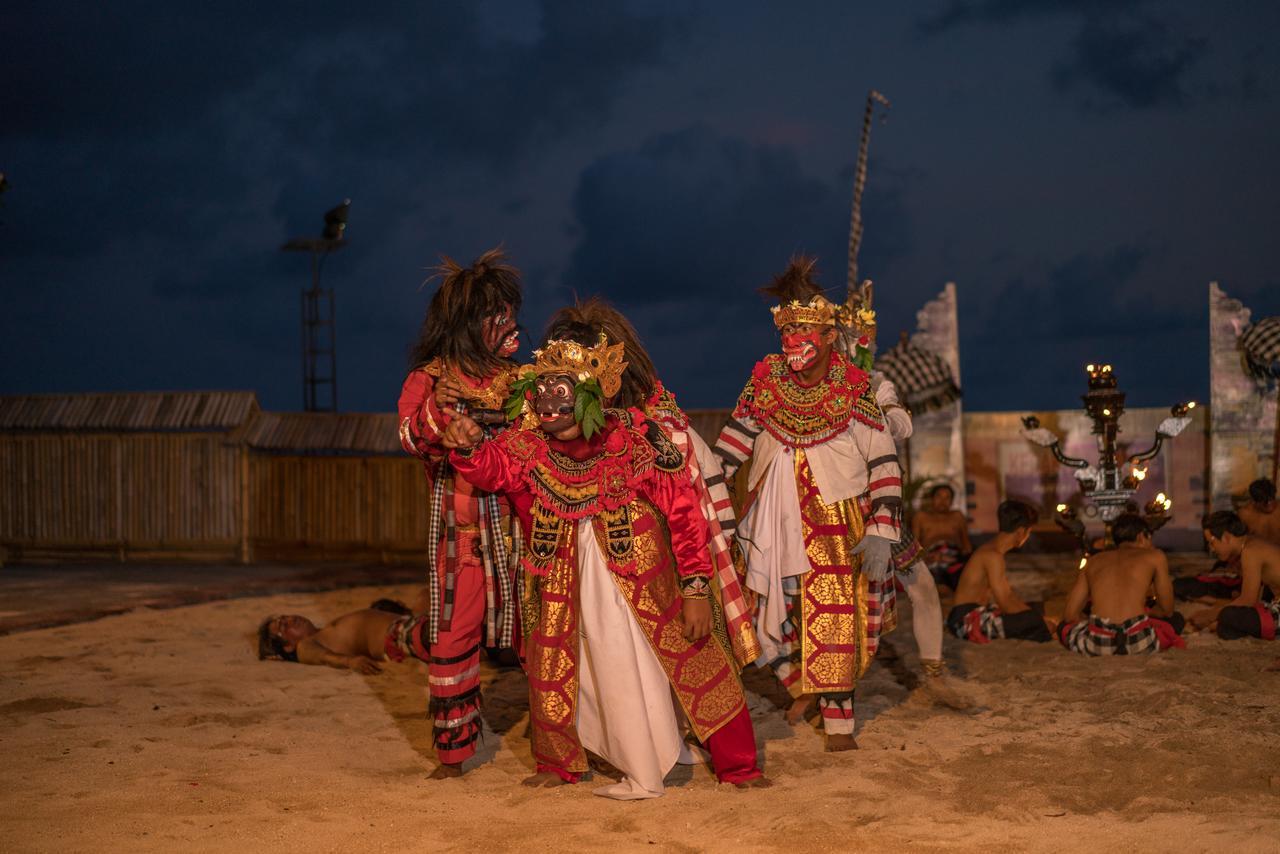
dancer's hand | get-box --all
[680,597,712,641]
[434,376,467,408]
[442,413,483,449]
[347,656,383,675]
[851,534,892,583]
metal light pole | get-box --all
[281,200,349,412]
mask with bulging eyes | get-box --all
[533,374,579,438]
[484,304,520,358]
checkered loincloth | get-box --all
[1057,614,1177,656]
[946,602,1003,644]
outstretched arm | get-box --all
[446,416,527,496]
[296,637,383,675]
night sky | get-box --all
[4,1,1279,413]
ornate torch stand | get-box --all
[1021,364,1195,553]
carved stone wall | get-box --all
[1209,282,1277,509]
[907,282,967,511]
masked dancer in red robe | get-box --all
[441,330,766,798]
[396,248,523,779]
[714,256,901,752]
[541,298,762,673]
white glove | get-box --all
[851,534,893,583]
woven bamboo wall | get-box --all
[246,455,429,562]
[0,433,241,561]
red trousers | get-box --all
[427,530,485,766]
[704,704,763,784]
[535,690,762,785]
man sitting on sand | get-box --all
[1192,511,1280,640]
[257,599,427,674]
[1056,514,1185,655]
[1177,479,1280,602]
[946,500,1052,643]
[912,483,973,590]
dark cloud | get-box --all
[965,244,1204,408]
[917,0,1209,111]
[559,126,915,406]
[1050,19,1206,110]
[917,0,1135,34]
[0,2,687,410]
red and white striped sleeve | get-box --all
[856,420,903,541]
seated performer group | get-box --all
[1057,514,1185,655]
[1193,510,1280,640]
[252,246,1278,796]
[1175,479,1279,602]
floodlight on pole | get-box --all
[281,199,350,412]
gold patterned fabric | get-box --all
[794,449,875,694]
[524,529,587,777]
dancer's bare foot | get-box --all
[785,694,815,724]
[733,776,774,789]
[825,733,859,752]
[429,762,464,780]
[521,771,568,788]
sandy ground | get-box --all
[2,554,1279,853]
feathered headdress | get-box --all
[761,256,839,329]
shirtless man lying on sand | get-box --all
[946,500,1052,643]
[1193,511,1280,641]
[1057,513,1185,655]
[257,599,427,674]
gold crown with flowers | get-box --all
[770,295,839,329]
[840,280,878,342]
[527,332,627,399]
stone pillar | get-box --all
[907,282,967,510]
[1208,282,1277,509]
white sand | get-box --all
[2,559,1279,853]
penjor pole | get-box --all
[846,89,891,301]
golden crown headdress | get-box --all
[527,332,627,399]
[770,295,839,329]
[839,280,877,342]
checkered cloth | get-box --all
[875,339,961,414]
[1240,316,1280,382]
[1057,614,1183,656]
[422,464,518,648]
[946,602,1004,643]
